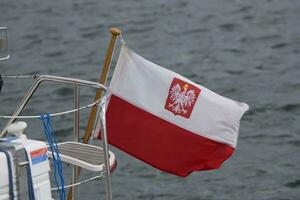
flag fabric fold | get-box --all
[100,45,249,177]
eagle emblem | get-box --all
[164,78,201,118]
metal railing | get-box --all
[0,27,9,61]
[0,74,108,134]
[0,74,112,200]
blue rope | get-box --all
[0,149,14,200]
[40,114,65,200]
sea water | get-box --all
[0,0,299,199]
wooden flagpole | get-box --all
[67,27,121,200]
[83,27,121,144]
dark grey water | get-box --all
[1,0,300,199]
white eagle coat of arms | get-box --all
[165,78,201,118]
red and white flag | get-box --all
[101,45,249,177]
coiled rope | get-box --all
[40,114,65,200]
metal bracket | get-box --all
[0,27,9,61]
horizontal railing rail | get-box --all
[0,74,108,137]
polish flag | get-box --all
[101,45,249,177]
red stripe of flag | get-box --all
[101,95,234,177]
